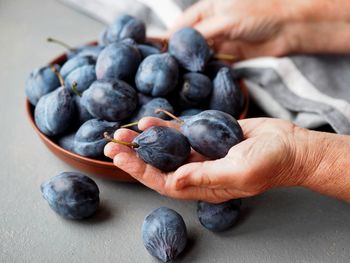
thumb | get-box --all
[172,158,234,190]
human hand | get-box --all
[168,0,293,60]
[168,0,350,59]
[104,117,316,203]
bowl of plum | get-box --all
[25,15,249,182]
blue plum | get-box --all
[142,207,187,262]
[168,27,211,72]
[137,92,153,106]
[209,67,244,118]
[25,65,61,106]
[81,79,137,121]
[179,72,212,107]
[180,108,202,117]
[60,55,95,79]
[105,14,146,44]
[132,126,190,172]
[57,132,76,152]
[40,172,99,220]
[74,119,119,157]
[131,98,174,122]
[197,199,242,232]
[137,44,160,58]
[181,110,244,159]
[74,96,93,126]
[135,53,179,97]
[96,41,141,81]
[204,60,234,80]
[64,65,96,94]
[76,45,103,60]
[34,86,76,136]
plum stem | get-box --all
[121,122,139,128]
[50,65,65,86]
[71,81,81,97]
[47,37,76,52]
[155,108,184,124]
[214,53,237,62]
[103,132,139,148]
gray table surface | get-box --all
[1,0,349,262]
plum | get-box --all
[40,172,99,220]
[180,108,202,117]
[34,86,76,136]
[60,55,95,79]
[157,109,243,159]
[74,119,119,157]
[131,98,174,122]
[74,95,93,126]
[181,110,243,159]
[64,65,96,94]
[197,199,242,232]
[25,64,61,106]
[57,132,76,152]
[169,27,211,72]
[106,126,190,172]
[142,207,187,262]
[105,14,146,44]
[96,41,141,81]
[135,53,179,97]
[81,79,137,121]
[137,92,153,106]
[137,44,160,58]
[134,126,190,172]
[179,72,212,108]
[209,67,244,118]
[75,45,103,60]
[204,60,234,80]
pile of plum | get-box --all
[26,14,244,161]
[31,14,247,262]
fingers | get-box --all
[193,16,232,39]
[167,0,212,36]
[104,128,139,159]
[138,117,181,131]
[215,36,288,60]
[172,158,234,190]
[113,150,168,192]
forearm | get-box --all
[300,130,350,202]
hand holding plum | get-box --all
[169,0,350,59]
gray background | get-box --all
[0,0,349,262]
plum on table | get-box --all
[41,172,100,220]
[142,207,187,262]
[197,199,242,232]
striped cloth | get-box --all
[60,0,350,134]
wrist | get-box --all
[299,130,350,201]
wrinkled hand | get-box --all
[104,117,311,203]
[168,0,293,60]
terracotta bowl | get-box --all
[26,41,249,182]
